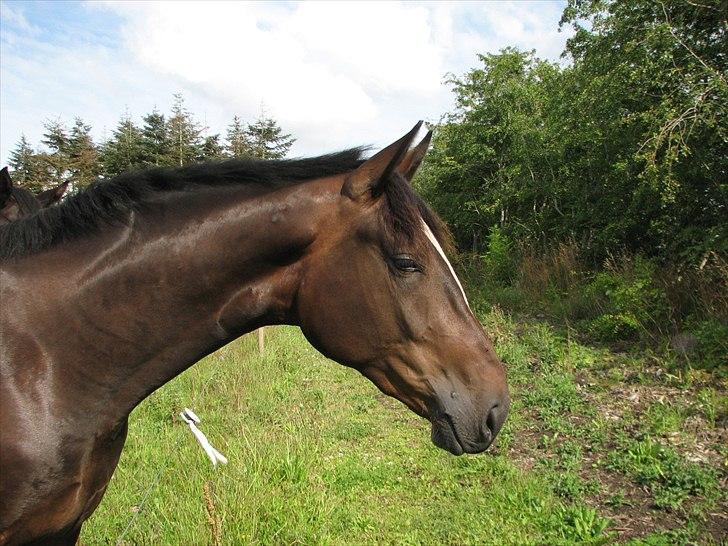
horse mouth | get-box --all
[430,413,465,455]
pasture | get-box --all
[81,300,726,545]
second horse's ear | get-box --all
[36,181,69,207]
[395,129,432,183]
[0,167,13,207]
[341,121,423,201]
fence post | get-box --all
[257,327,265,354]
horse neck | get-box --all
[22,177,340,423]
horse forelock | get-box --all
[377,172,455,261]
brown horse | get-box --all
[0,167,69,225]
[0,123,509,545]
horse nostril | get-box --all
[483,401,507,443]
[486,405,498,434]
[485,403,509,438]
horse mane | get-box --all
[0,150,366,260]
[0,147,453,261]
[10,187,42,216]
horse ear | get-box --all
[36,181,69,207]
[342,121,423,201]
[0,167,12,207]
[395,129,432,183]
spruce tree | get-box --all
[40,119,70,185]
[200,134,225,161]
[102,115,145,177]
[8,135,46,192]
[225,116,252,158]
[67,117,100,188]
[141,109,170,167]
[167,93,203,167]
[246,114,295,160]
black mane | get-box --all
[0,149,366,260]
[11,187,42,216]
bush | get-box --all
[684,318,728,371]
[584,256,670,341]
[482,226,516,283]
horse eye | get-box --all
[392,255,420,273]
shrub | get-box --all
[584,255,670,341]
[684,318,728,372]
[481,226,517,283]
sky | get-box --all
[0,1,571,165]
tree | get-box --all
[225,115,252,158]
[140,109,170,167]
[39,119,70,185]
[7,135,46,192]
[418,49,560,251]
[200,134,225,161]
[420,0,727,265]
[101,115,145,177]
[166,93,203,167]
[66,117,100,188]
[559,0,728,261]
[245,113,295,159]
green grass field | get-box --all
[80,309,726,545]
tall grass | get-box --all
[462,236,727,371]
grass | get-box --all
[80,309,726,544]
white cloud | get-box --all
[1,1,571,164]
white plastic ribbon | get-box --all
[179,408,228,466]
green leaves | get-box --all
[421,0,727,266]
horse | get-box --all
[0,167,69,225]
[0,123,509,545]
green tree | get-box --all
[66,117,100,188]
[7,134,47,191]
[225,115,252,158]
[167,93,203,167]
[421,0,727,265]
[559,0,728,261]
[39,119,70,185]
[419,49,560,251]
[101,115,145,177]
[200,134,225,161]
[140,109,171,167]
[246,114,295,159]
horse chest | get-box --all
[0,421,128,545]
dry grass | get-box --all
[203,481,222,546]
[516,239,585,296]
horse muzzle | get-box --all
[429,395,509,455]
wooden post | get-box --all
[257,327,265,354]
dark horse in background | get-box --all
[0,168,69,225]
[0,123,509,545]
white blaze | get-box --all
[421,220,471,311]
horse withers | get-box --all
[0,123,508,545]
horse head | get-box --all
[296,124,509,454]
[0,167,68,224]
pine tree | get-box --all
[7,135,46,192]
[141,109,170,167]
[101,115,145,177]
[67,117,100,188]
[225,116,252,158]
[245,114,295,160]
[200,134,225,161]
[167,93,203,167]
[40,119,70,185]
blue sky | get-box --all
[0,1,570,165]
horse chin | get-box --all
[430,415,465,456]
